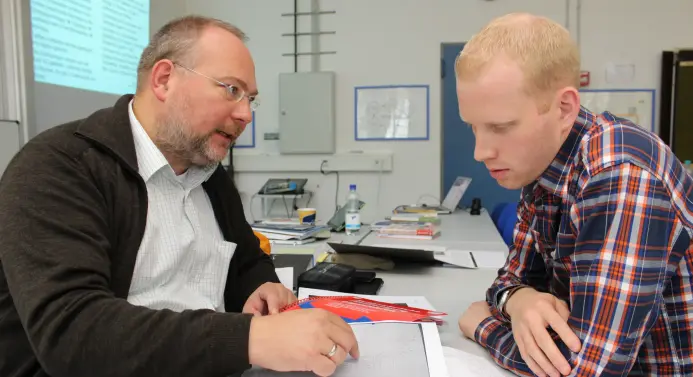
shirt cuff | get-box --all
[490,284,527,323]
[474,316,502,345]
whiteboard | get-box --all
[235,111,256,148]
[355,85,429,140]
[580,89,655,132]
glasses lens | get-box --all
[250,97,260,110]
[227,86,244,102]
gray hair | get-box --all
[136,15,247,91]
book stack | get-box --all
[393,204,451,215]
[251,223,331,245]
[373,222,440,240]
[387,213,441,225]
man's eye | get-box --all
[228,86,241,96]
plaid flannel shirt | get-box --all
[475,108,693,376]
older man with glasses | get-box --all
[0,15,358,377]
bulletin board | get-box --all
[580,89,656,132]
[354,85,429,141]
[234,111,256,148]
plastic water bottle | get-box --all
[345,184,361,235]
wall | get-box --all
[185,0,693,224]
[1,0,32,144]
[1,0,187,174]
[151,0,187,33]
[579,0,692,130]
[0,120,21,177]
[36,0,189,135]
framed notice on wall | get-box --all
[580,89,656,132]
[355,85,429,141]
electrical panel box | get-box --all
[278,72,335,154]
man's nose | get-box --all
[232,98,253,125]
[473,135,497,162]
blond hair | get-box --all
[455,13,580,111]
[136,15,247,91]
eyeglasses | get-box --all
[173,63,260,110]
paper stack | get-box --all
[386,213,441,224]
[251,223,331,244]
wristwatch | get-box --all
[497,286,523,321]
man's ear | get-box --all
[149,60,175,102]
[557,87,580,133]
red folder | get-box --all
[280,296,447,324]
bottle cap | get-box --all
[350,184,356,191]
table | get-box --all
[362,210,505,249]
[272,210,512,374]
[376,264,499,357]
[358,211,509,268]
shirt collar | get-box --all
[534,106,596,200]
[128,99,217,187]
[129,99,169,182]
[176,163,218,191]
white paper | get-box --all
[420,321,449,377]
[367,244,481,269]
[356,86,429,140]
[605,62,635,85]
[443,346,510,377]
[297,288,449,377]
[433,250,477,269]
[580,90,654,132]
[371,243,447,253]
[335,323,431,377]
[275,267,293,291]
[243,323,435,377]
[469,250,507,269]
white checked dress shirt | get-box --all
[126,100,236,312]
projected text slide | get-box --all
[31,0,150,95]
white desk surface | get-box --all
[361,210,506,251]
[271,210,512,375]
[376,265,498,354]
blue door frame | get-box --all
[440,43,520,211]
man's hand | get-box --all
[249,308,360,377]
[243,282,297,316]
[459,301,493,339]
[505,288,582,377]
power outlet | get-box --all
[233,153,393,172]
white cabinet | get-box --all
[278,72,336,154]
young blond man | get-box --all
[456,13,693,377]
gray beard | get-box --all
[154,109,215,169]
